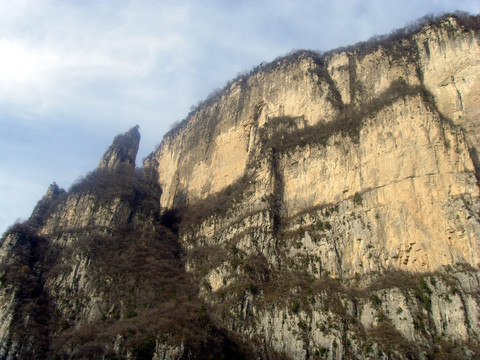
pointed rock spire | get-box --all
[29,182,66,227]
[98,126,141,170]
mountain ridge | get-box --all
[158,11,480,146]
[1,12,480,359]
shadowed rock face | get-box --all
[1,14,480,360]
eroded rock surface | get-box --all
[1,14,480,360]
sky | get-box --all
[0,0,479,234]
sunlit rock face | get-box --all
[149,15,480,274]
[1,14,480,360]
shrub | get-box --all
[367,321,417,357]
[353,192,363,206]
[247,282,258,295]
[132,336,156,360]
[124,310,138,319]
[371,295,382,308]
[177,174,251,229]
[69,163,136,203]
[291,300,300,314]
[29,183,68,228]
[0,222,55,358]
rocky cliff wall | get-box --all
[0,127,259,359]
[1,14,480,360]
[148,16,480,212]
[147,53,339,210]
[150,15,480,359]
[147,16,480,275]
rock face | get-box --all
[98,125,140,170]
[1,13,480,360]
[147,15,480,275]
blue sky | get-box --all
[1,0,479,234]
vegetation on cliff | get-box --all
[1,12,480,360]
[161,11,480,144]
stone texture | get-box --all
[1,15,480,360]
[150,16,480,274]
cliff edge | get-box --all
[1,13,480,360]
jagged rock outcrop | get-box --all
[1,13,480,360]
[98,125,140,170]
[0,127,255,359]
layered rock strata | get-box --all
[0,14,480,360]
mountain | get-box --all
[1,13,480,360]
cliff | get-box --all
[1,13,480,360]
[147,14,480,275]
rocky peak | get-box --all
[98,125,140,170]
[29,182,66,228]
[44,182,63,199]
[2,13,480,360]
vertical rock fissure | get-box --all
[468,147,480,186]
[347,54,358,104]
[270,148,284,235]
[310,58,344,110]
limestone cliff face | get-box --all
[148,53,338,210]
[145,14,480,358]
[150,17,480,210]
[0,127,255,359]
[147,15,480,274]
[1,14,480,360]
